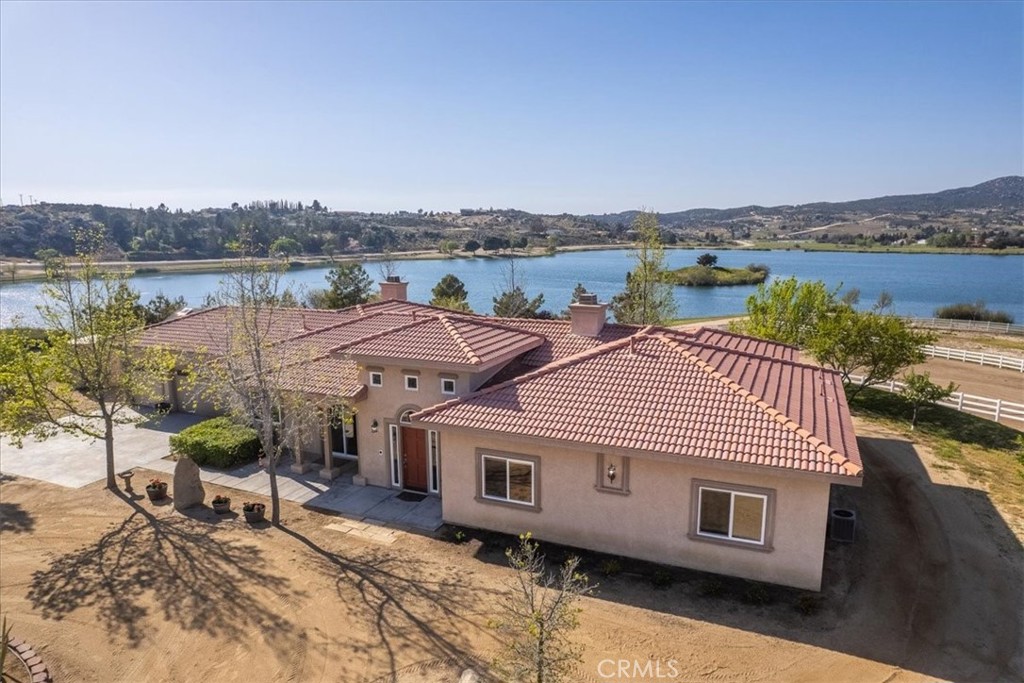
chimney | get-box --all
[569,292,608,337]
[379,276,408,301]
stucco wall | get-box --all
[437,430,835,591]
[347,362,471,487]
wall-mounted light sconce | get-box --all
[370,419,379,433]
[606,463,617,483]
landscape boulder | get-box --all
[173,455,205,511]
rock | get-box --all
[173,456,205,510]
[458,669,479,683]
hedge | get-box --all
[169,416,260,469]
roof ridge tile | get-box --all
[654,332,862,477]
[439,316,482,365]
[412,332,642,420]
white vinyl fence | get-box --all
[850,374,1024,425]
[903,317,1024,337]
[921,345,1024,373]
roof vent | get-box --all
[386,275,402,283]
[578,293,598,305]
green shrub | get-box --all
[650,568,674,589]
[935,301,1015,324]
[698,578,724,597]
[795,594,822,615]
[169,416,260,468]
[134,267,160,275]
[600,558,623,577]
[742,583,772,605]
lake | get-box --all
[2,249,1022,327]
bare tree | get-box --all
[493,533,594,683]
[197,237,351,524]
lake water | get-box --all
[2,249,1022,327]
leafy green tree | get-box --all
[493,532,593,683]
[430,274,471,312]
[492,257,544,318]
[899,371,958,429]
[609,211,676,325]
[484,235,510,252]
[268,236,302,258]
[438,239,457,255]
[321,262,373,309]
[0,240,175,491]
[560,283,589,319]
[696,253,718,267]
[464,239,481,253]
[808,308,936,399]
[143,292,187,325]
[493,287,545,318]
[735,277,841,347]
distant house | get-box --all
[139,283,862,590]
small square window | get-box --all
[369,372,383,387]
[405,375,419,391]
[441,378,456,395]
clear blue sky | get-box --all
[1,1,1020,213]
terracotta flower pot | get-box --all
[243,504,265,523]
[145,483,168,502]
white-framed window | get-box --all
[369,371,383,387]
[405,374,419,391]
[441,378,456,395]
[428,430,440,493]
[481,454,534,506]
[389,424,401,487]
[696,485,768,545]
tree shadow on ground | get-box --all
[278,524,493,681]
[0,502,35,534]
[27,493,304,652]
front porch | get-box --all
[144,456,442,532]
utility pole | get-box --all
[19,194,23,206]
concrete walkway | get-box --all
[0,408,442,532]
[0,410,205,488]
[144,458,443,532]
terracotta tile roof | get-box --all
[492,318,640,367]
[333,314,545,368]
[278,355,365,399]
[414,329,862,479]
[688,327,798,361]
[137,306,358,354]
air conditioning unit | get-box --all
[830,508,857,543]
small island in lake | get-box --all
[664,254,770,287]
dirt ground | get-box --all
[912,357,1023,405]
[1,420,1021,683]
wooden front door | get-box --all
[401,426,428,492]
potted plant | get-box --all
[242,501,265,523]
[145,478,168,502]
[211,495,231,514]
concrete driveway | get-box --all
[0,410,203,488]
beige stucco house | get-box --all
[140,281,862,591]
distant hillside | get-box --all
[1,177,1021,261]
[588,176,1024,227]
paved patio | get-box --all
[0,409,443,532]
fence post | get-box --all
[995,400,1002,422]
[957,393,964,411]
